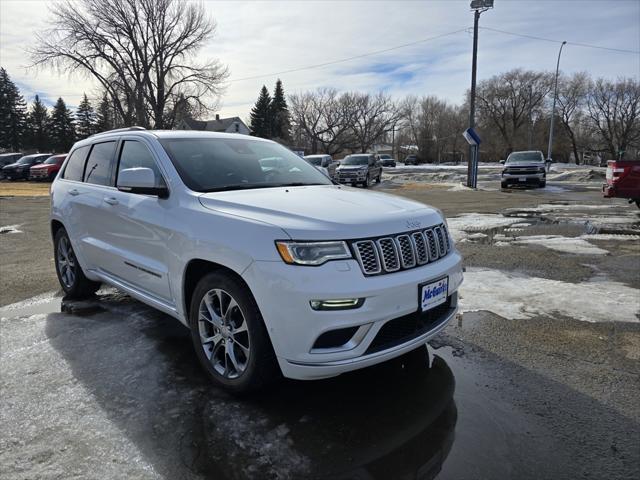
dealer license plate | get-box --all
[420,277,449,312]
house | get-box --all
[175,114,250,135]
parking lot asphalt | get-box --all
[1,170,639,479]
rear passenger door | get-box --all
[99,138,173,303]
[74,141,119,270]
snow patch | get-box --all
[511,235,609,255]
[581,234,640,241]
[460,268,639,322]
[447,213,522,241]
[0,224,23,234]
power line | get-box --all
[228,28,469,83]
[480,26,640,55]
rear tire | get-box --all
[188,271,279,393]
[54,228,100,299]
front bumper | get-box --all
[242,251,463,380]
[30,170,49,179]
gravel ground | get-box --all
[1,171,639,479]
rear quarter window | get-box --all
[62,146,90,182]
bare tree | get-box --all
[556,72,591,164]
[476,69,553,156]
[31,0,228,128]
[289,88,355,155]
[586,77,640,160]
[350,92,399,153]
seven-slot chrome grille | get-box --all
[352,224,451,276]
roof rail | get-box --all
[89,126,146,138]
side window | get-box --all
[62,146,90,182]
[117,140,165,188]
[84,141,117,186]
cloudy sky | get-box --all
[1,0,639,121]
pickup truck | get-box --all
[603,159,640,208]
[336,154,382,187]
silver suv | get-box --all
[50,128,463,392]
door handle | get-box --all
[68,188,80,196]
[104,197,119,206]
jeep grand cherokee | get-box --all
[50,128,463,392]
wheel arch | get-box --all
[182,259,254,320]
[50,219,65,240]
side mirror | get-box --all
[499,159,505,164]
[118,167,168,198]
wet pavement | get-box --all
[1,292,638,479]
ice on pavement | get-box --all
[460,268,640,323]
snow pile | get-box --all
[460,268,640,323]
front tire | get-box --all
[375,173,381,184]
[189,271,279,393]
[54,228,100,298]
[362,175,371,188]
[539,180,546,188]
[501,181,508,189]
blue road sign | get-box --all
[462,128,482,146]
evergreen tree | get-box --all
[49,97,76,152]
[75,93,96,139]
[0,67,28,150]
[249,85,272,138]
[95,94,113,133]
[26,94,50,151]
[270,79,290,141]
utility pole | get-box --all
[547,41,567,164]
[527,84,533,150]
[467,0,494,187]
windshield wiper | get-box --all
[275,182,327,187]
[201,184,280,193]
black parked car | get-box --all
[404,154,418,165]
[2,154,52,180]
[378,154,396,167]
[0,153,24,179]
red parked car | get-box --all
[603,159,640,208]
[29,154,67,181]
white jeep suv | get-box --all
[51,128,463,392]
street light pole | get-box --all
[547,41,567,163]
[467,8,480,187]
[466,0,493,187]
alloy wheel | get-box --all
[197,288,250,379]
[57,236,77,289]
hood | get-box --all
[2,162,25,170]
[199,185,442,240]
[30,163,53,170]
[337,165,367,170]
[504,161,545,168]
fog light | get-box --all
[310,298,364,311]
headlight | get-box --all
[275,241,352,266]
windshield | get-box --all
[44,156,62,165]
[160,137,332,192]
[342,155,369,166]
[305,157,322,166]
[17,157,35,165]
[380,154,391,159]
[507,151,544,163]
